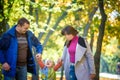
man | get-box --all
[0,17,43,80]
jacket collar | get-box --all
[7,25,30,37]
[75,43,87,64]
[63,37,87,64]
[7,25,17,37]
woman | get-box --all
[60,25,96,80]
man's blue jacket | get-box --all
[0,25,43,77]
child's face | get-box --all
[46,60,54,68]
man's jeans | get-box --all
[69,65,77,80]
[4,66,27,80]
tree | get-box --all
[94,0,107,80]
[0,0,14,36]
[83,7,98,38]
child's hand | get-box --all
[54,58,63,71]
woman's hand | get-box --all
[90,74,96,80]
[57,58,62,63]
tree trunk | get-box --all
[83,7,97,52]
[0,0,10,36]
[38,4,55,40]
[83,7,98,38]
[94,0,107,80]
[32,7,39,80]
[60,65,64,80]
[90,31,94,51]
[32,4,55,80]
[29,0,35,15]
[0,20,9,36]
[42,6,70,48]
[42,6,82,48]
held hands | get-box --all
[36,54,46,69]
[53,58,63,71]
[57,58,62,63]
[2,62,10,71]
[36,53,42,61]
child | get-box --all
[37,58,62,80]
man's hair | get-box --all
[17,17,30,26]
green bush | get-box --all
[100,55,120,74]
[0,64,3,80]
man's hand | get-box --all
[2,62,10,71]
[36,53,42,61]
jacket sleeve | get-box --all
[0,33,11,50]
[84,39,96,74]
[31,34,43,54]
[37,60,45,69]
[0,33,10,64]
[53,60,62,71]
[0,50,6,64]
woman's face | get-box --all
[64,34,74,41]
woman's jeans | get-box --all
[4,66,27,80]
[69,65,77,80]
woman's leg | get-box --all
[69,65,77,80]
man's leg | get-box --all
[4,76,15,80]
[16,66,27,80]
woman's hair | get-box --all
[61,25,78,47]
[61,25,78,36]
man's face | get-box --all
[18,23,29,34]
